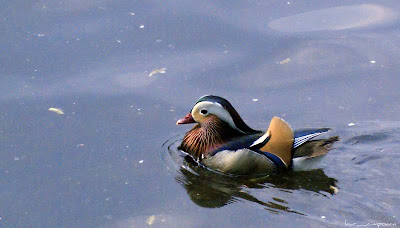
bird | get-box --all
[176,95,338,175]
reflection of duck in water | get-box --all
[174,160,337,213]
[177,95,338,175]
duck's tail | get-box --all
[293,136,339,158]
[292,136,339,171]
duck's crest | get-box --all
[195,95,259,134]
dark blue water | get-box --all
[1,1,399,227]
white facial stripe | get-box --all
[192,101,244,133]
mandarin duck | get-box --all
[176,95,337,175]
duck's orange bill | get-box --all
[176,113,195,125]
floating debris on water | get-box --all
[321,216,326,219]
[348,123,355,127]
[146,215,155,225]
[279,57,291,64]
[140,25,144,29]
[37,33,45,37]
[370,60,376,63]
[139,160,144,164]
[129,12,135,16]
[149,68,167,77]
[48,108,64,115]
[252,98,258,102]
[330,185,339,194]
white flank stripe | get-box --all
[250,132,270,147]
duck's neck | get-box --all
[180,116,243,160]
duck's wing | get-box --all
[293,128,331,148]
[252,117,294,168]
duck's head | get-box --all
[177,95,258,134]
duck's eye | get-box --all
[200,109,208,115]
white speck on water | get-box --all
[252,99,258,102]
[137,108,141,111]
[34,69,37,72]
[37,33,45,37]
[156,39,162,43]
[224,50,228,53]
[129,12,135,16]
[329,185,339,194]
[117,39,121,43]
[382,202,392,207]
[48,108,64,115]
[139,160,144,164]
[278,57,291,64]
[370,60,376,63]
[149,68,167,77]
[146,215,156,225]
[348,123,355,126]
[125,181,129,184]
[140,25,144,29]
[14,157,20,161]
[321,216,326,219]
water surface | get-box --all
[1,0,399,227]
